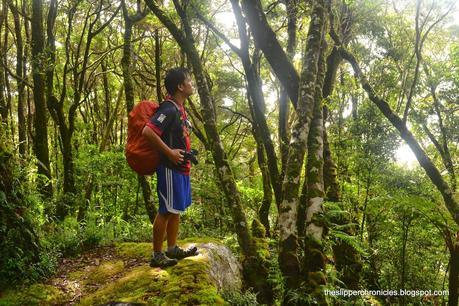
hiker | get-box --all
[142,67,198,267]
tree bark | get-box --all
[241,0,299,107]
[155,29,162,101]
[9,1,26,156]
[323,130,340,201]
[302,37,328,305]
[279,0,326,291]
[255,132,272,237]
[0,0,6,123]
[449,238,459,306]
[279,0,297,176]
[31,0,52,197]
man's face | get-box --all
[179,75,194,97]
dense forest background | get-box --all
[0,0,458,305]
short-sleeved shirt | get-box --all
[146,100,191,175]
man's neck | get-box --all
[171,94,185,106]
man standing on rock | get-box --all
[142,67,198,268]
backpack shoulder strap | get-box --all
[162,99,180,113]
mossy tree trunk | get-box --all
[301,36,329,305]
[279,0,297,178]
[255,138,273,237]
[145,1,273,303]
[278,0,326,292]
[31,0,53,197]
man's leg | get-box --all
[150,212,178,267]
[166,213,180,249]
[165,213,198,260]
[153,212,169,252]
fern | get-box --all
[330,229,368,256]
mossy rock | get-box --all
[81,242,233,305]
[0,238,241,305]
[0,284,66,306]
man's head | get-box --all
[164,67,194,97]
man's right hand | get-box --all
[168,149,184,165]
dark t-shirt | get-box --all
[146,100,191,175]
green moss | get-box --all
[1,239,230,306]
[68,270,85,280]
[86,260,124,285]
[78,266,170,305]
[79,254,224,306]
[116,242,151,259]
[251,219,266,238]
[160,256,224,305]
[0,284,66,306]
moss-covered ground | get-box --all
[0,239,226,305]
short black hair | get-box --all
[164,67,191,95]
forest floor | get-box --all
[0,239,228,305]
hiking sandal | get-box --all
[150,252,178,268]
[166,245,199,260]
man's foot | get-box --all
[150,252,178,268]
[166,245,199,260]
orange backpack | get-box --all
[125,100,161,175]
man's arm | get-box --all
[142,125,184,165]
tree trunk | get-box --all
[255,131,272,237]
[155,29,162,101]
[121,2,155,224]
[77,175,94,222]
[323,130,340,201]
[9,1,26,156]
[279,0,297,177]
[448,233,459,306]
[241,0,299,107]
[301,37,328,305]
[0,0,7,124]
[101,59,111,143]
[278,0,326,292]
[31,0,52,197]
[122,17,135,112]
[44,0,76,219]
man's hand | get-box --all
[168,149,184,165]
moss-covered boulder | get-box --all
[0,238,242,305]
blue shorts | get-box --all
[157,165,191,214]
